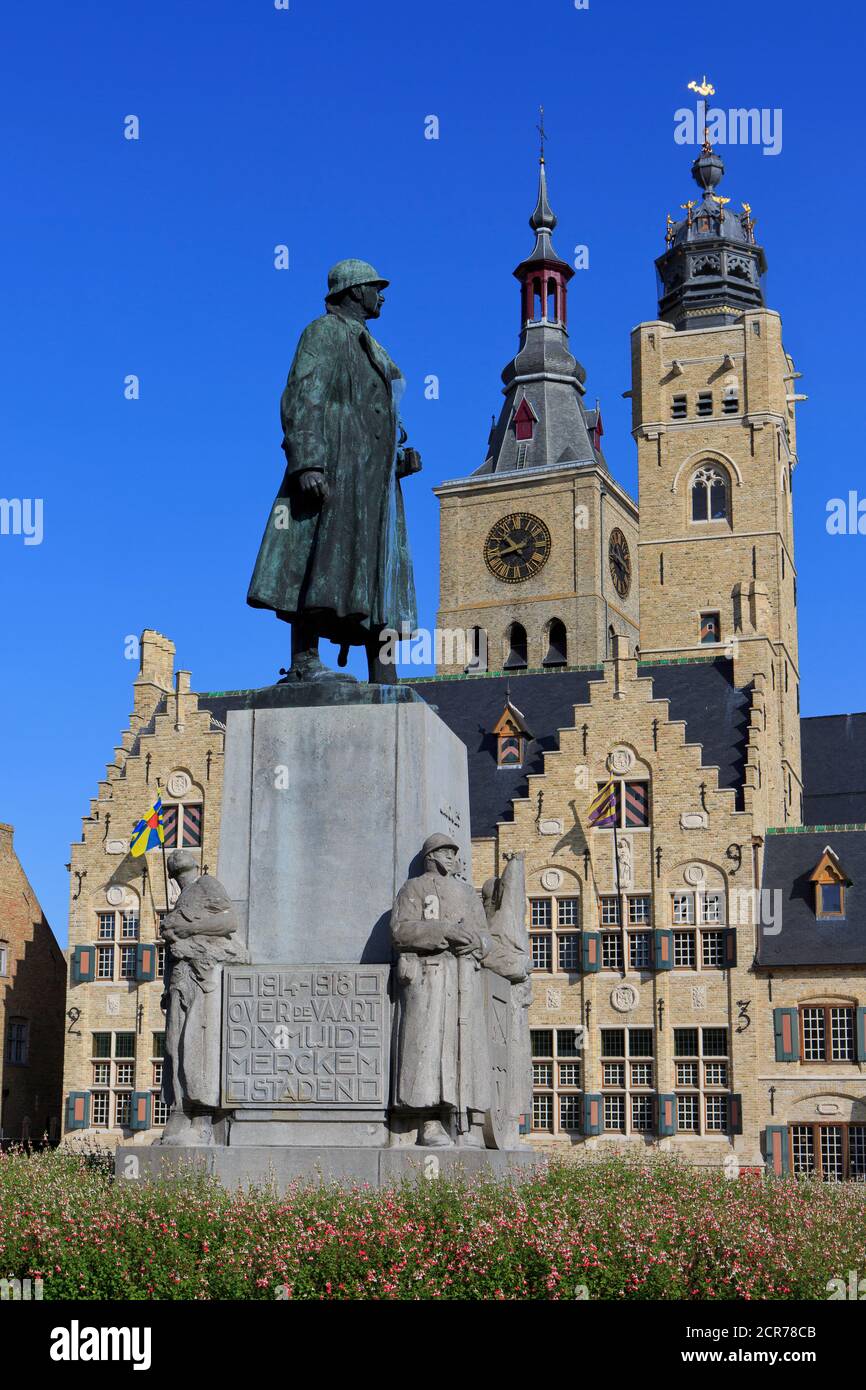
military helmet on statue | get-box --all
[421,832,459,859]
[326,259,390,300]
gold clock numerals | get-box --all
[484,512,552,584]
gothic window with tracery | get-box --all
[691,465,730,523]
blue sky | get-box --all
[1,0,864,942]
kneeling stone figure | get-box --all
[159,850,248,1146]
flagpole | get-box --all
[156,785,170,912]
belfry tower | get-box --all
[434,151,638,674]
[631,129,803,824]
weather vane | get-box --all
[537,104,548,164]
[688,75,715,98]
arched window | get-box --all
[465,626,487,673]
[503,622,528,670]
[543,619,567,667]
[691,465,730,523]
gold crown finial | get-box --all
[688,75,716,98]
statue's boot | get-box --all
[418,1118,453,1148]
[456,1117,486,1149]
[279,652,357,684]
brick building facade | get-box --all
[0,823,66,1141]
[60,137,866,1176]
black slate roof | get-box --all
[801,713,866,827]
[410,657,750,838]
[758,829,866,966]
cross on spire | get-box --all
[537,105,548,165]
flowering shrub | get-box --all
[1,1146,865,1300]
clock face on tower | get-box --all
[608,527,632,598]
[484,512,551,583]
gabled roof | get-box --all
[410,657,750,838]
[759,829,866,966]
[802,713,866,826]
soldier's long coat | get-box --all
[247,306,417,642]
[391,872,492,1114]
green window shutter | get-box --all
[582,1093,603,1135]
[656,1093,677,1137]
[764,1125,790,1176]
[65,1092,90,1131]
[129,1092,152,1132]
[728,1094,743,1135]
[652,929,673,971]
[723,929,737,968]
[773,1007,799,1062]
[856,1007,866,1063]
[72,945,95,984]
[135,943,158,983]
[581,932,601,974]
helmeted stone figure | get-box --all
[247,258,422,684]
[159,851,247,1146]
[391,833,493,1147]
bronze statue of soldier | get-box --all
[247,259,422,684]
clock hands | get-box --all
[496,537,530,559]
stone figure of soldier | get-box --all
[391,832,494,1147]
[247,259,422,684]
[159,850,247,1147]
[481,852,533,1147]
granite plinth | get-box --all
[206,680,423,712]
[116,1144,544,1190]
[216,696,471,965]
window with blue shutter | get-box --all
[582,1093,603,1135]
[66,1092,90,1131]
[72,945,96,984]
[135,943,158,983]
[773,1007,799,1062]
[652,929,673,971]
[656,1094,677,1136]
[764,1125,790,1175]
[581,932,601,973]
[856,1007,866,1063]
[129,1092,152,1131]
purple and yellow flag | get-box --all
[130,796,165,858]
[587,779,617,829]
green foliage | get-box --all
[1,1146,865,1300]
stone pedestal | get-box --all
[212,682,472,1148]
[116,1143,542,1191]
[216,684,471,964]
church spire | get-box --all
[656,81,767,329]
[473,133,604,477]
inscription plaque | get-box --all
[222,964,389,1108]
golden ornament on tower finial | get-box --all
[665,213,675,246]
[688,76,716,97]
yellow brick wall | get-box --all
[62,631,225,1150]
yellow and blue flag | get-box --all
[130,796,165,858]
[587,779,617,829]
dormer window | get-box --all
[492,700,532,769]
[512,399,537,442]
[809,849,851,920]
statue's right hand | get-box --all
[297,470,328,502]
